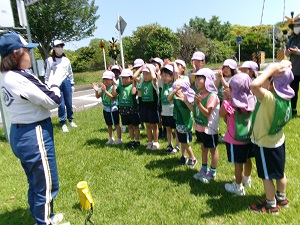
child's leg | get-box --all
[235,163,243,184]
[166,126,172,146]
[108,125,113,139]
[262,179,276,201]
[174,129,180,147]
[115,124,122,140]
[128,124,134,140]
[145,123,153,142]
[210,147,219,168]
[133,125,140,141]
[151,123,159,142]
[275,176,287,194]
[244,158,252,177]
[201,143,208,165]
[184,143,195,159]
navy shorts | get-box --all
[195,131,218,148]
[162,116,176,129]
[139,107,160,124]
[103,110,120,126]
[226,142,253,163]
[253,143,285,180]
[121,113,140,126]
[177,131,192,144]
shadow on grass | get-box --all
[146,158,264,217]
[0,207,33,225]
[85,138,108,147]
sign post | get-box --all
[16,0,38,75]
[115,14,127,69]
[99,40,107,70]
[236,36,242,65]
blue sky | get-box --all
[65,0,300,50]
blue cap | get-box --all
[0,32,39,57]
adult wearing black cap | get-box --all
[286,16,300,116]
[0,32,70,224]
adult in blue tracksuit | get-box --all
[44,40,77,132]
[0,32,67,225]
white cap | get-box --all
[51,40,65,47]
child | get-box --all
[249,61,294,214]
[133,64,160,150]
[190,68,220,182]
[92,71,122,145]
[160,64,180,154]
[175,59,189,83]
[239,61,258,80]
[115,69,141,149]
[220,73,255,195]
[167,79,197,168]
[188,51,206,91]
[215,59,238,103]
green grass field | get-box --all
[1,104,300,225]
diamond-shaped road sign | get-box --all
[115,15,127,35]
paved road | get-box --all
[0,87,101,128]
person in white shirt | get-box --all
[44,40,77,132]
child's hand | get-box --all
[222,88,230,100]
[192,61,197,72]
[216,67,223,79]
[195,93,203,102]
[92,82,99,92]
[101,83,107,91]
[112,78,117,85]
[270,63,287,77]
[175,89,186,102]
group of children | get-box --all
[92,51,294,215]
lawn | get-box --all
[0,104,299,225]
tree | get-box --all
[176,27,209,64]
[25,0,99,60]
[130,24,180,62]
[187,16,231,42]
[71,47,95,72]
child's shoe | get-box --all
[187,158,197,168]
[171,145,180,154]
[179,155,188,165]
[200,171,216,183]
[146,142,153,150]
[193,168,206,180]
[225,181,245,196]
[165,145,173,153]
[249,201,279,215]
[151,142,160,150]
[242,176,252,188]
[113,139,122,145]
[260,197,290,209]
[105,138,114,145]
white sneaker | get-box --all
[62,124,69,132]
[151,142,160,150]
[69,121,77,127]
[146,142,153,150]
[225,182,245,196]
[242,176,252,188]
[113,139,122,145]
[105,138,114,145]
[51,213,64,225]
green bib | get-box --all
[269,93,292,135]
[193,93,212,126]
[161,83,172,105]
[118,84,133,107]
[174,98,193,132]
[234,109,253,142]
[251,93,292,135]
[102,86,113,107]
[141,81,154,102]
